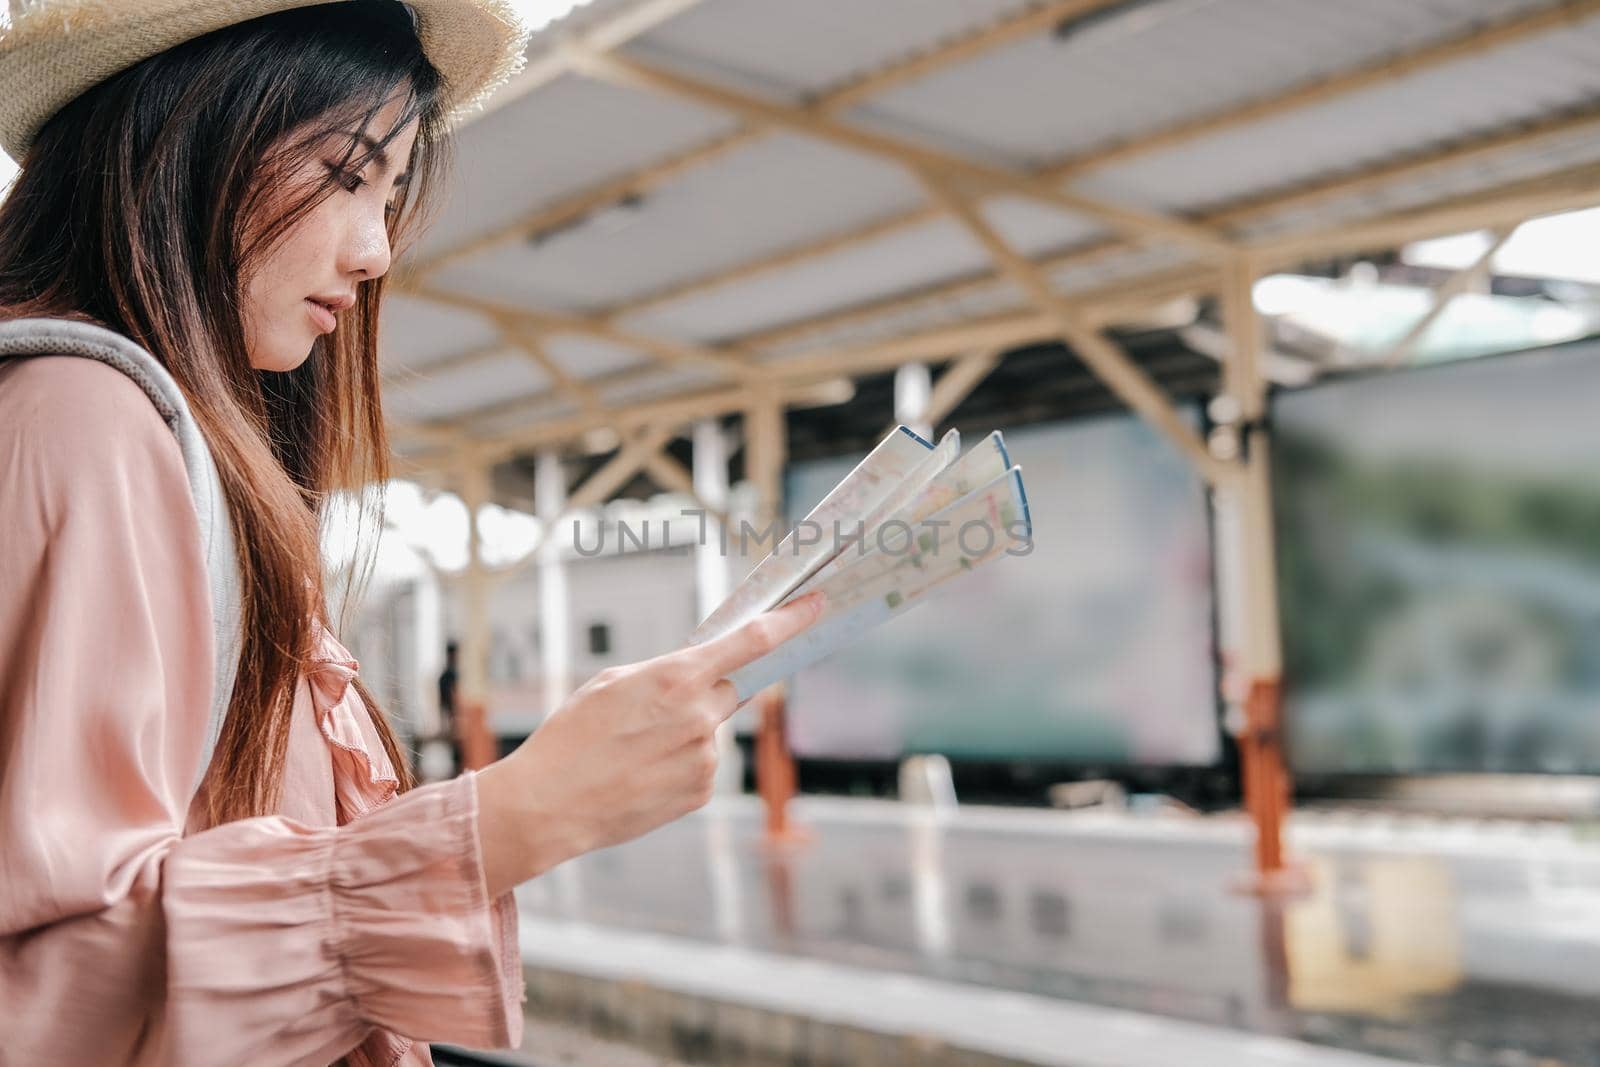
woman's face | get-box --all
[242,96,418,372]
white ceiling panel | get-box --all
[427,241,600,314]
[543,333,655,379]
[378,293,502,370]
[758,242,1198,364]
[979,195,1105,257]
[617,216,998,343]
[613,195,1100,346]
[1074,14,1600,214]
[384,350,551,422]
[597,363,725,406]
[469,397,577,441]
[630,0,1040,99]
[1051,241,1196,292]
[851,0,1556,166]
[429,133,928,311]
[1237,124,1600,242]
[759,279,1033,362]
[418,72,740,261]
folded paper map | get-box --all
[689,425,1032,701]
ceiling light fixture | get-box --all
[527,192,648,247]
[1054,0,1218,49]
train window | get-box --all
[588,622,611,657]
[840,887,865,936]
[1157,902,1207,945]
[965,882,1002,924]
[1030,890,1070,940]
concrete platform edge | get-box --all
[518,917,1423,1067]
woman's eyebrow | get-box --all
[354,132,392,173]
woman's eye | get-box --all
[327,161,399,217]
[328,164,366,193]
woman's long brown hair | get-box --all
[0,1,453,825]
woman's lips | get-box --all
[305,299,337,334]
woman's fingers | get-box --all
[705,678,740,725]
[489,596,829,870]
[682,591,826,686]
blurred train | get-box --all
[344,406,1235,806]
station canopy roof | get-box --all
[365,0,1600,466]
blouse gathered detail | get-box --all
[0,356,524,1066]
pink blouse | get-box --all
[0,355,525,1066]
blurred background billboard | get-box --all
[1275,338,1600,775]
[785,411,1221,767]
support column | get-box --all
[413,566,444,737]
[457,460,497,771]
[894,361,933,441]
[693,418,743,797]
[534,454,585,913]
[745,387,802,843]
[411,560,452,782]
[535,449,572,723]
[745,386,785,531]
[1218,256,1300,891]
[692,418,732,623]
[458,461,492,706]
[694,417,746,940]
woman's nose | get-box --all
[344,208,392,281]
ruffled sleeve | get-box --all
[0,356,523,1065]
[306,626,401,823]
[303,623,527,1066]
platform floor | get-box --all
[514,797,1600,1067]
[517,916,1429,1067]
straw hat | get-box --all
[0,0,531,162]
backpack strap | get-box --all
[0,318,242,800]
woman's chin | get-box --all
[249,336,315,373]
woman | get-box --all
[0,3,823,1065]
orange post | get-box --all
[455,699,497,772]
[1236,678,1309,895]
[1241,679,1287,871]
[754,684,801,842]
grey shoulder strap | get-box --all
[0,318,242,799]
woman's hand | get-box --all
[476,591,825,895]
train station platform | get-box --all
[513,915,1419,1067]
[509,796,1600,1067]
